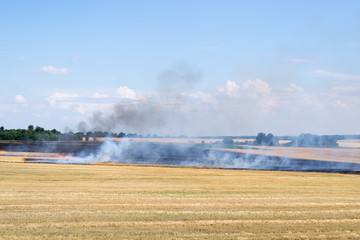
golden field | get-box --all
[1,155,360,239]
[337,139,360,148]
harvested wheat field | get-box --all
[338,139,360,148]
[1,158,360,239]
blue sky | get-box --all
[1,0,360,135]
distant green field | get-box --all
[1,160,360,239]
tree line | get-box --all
[252,132,340,147]
[0,125,354,147]
[0,125,137,141]
[0,125,75,141]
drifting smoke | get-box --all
[47,139,360,173]
[158,62,203,91]
[89,102,168,132]
[84,62,203,134]
[77,121,89,133]
[75,62,280,136]
[62,62,360,173]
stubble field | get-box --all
[1,156,360,239]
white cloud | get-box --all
[117,86,137,99]
[11,56,25,62]
[243,79,272,95]
[287,83,304,92]
[224,80,240,97]
[222,79,273,98]
[75,104,87,115]
[217,87,224,93]
[15,95,26,103]
[41,65,69,75]
[332,99,351,109]
[219,79,277,110]
[313,70,360,80]
[46,92,79,106]
[330,84,360,94]
[326,83,360,110]
[285,58,318,63]
[91,92,108,98]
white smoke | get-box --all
[57,139,133,164]
[50,138,360,173]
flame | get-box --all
[90,162,124,166]
[57,154,73,159]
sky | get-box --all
[1,0,360,136]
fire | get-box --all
[90,162,124,166]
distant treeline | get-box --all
[0,125,131,141]
[276,135,360,141]
[0,125,78,141]
[0,125,257,141]
[1,125,359,147]
[246,132,360,148]
[288,134,339,147]
[0,125,174,141]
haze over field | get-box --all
[1,1,360,136]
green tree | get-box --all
[35,126,44,133]
[256,132,278,146]
[256,132,266,145]
[222,137,234,145]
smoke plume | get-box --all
[83,62,206,135]
[89,102,168,132]
[158,62,203,91]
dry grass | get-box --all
[0,155,25,163]
[338,139,360,148]
[0,151,71,164]
[1,157,360,239]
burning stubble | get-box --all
[27,139,360,173]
